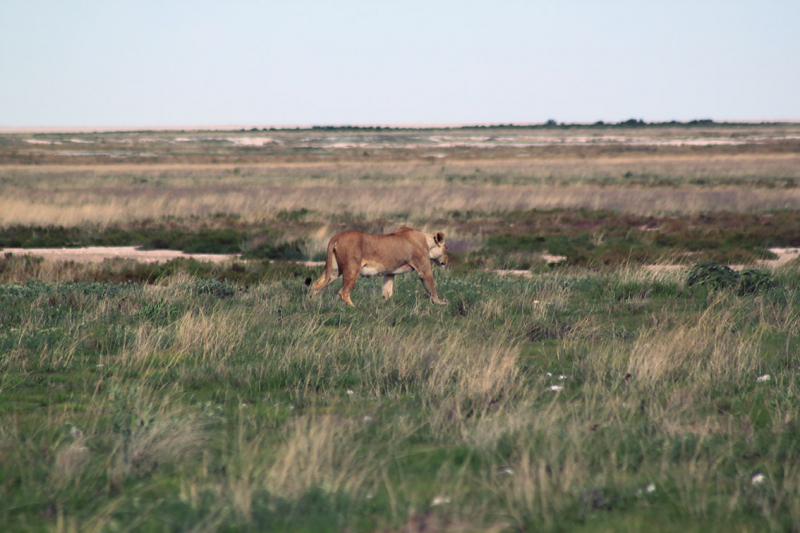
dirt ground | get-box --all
[1,246,234,264]
[495,248,800,278]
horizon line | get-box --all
[2,118,799,134]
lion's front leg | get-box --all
[382,275,395,299]
[417,268,445,305]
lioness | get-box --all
[307,227,447,307]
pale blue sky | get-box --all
[1,1,798,127]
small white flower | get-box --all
[431,496,451,506]
[346,389,355,396]
[96,363,104,368]
[69,424,84,438]
[497,467,514,476]
[546,372,553,377]
[288,405,295,411]
[558,374,567,381]
[362,415,373,423]
[240,402,250,407]
[549,385,564,392]
[756,374,771,383]
[751,473,765,485]
[636,483,656,496]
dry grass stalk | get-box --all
[267,415,372,499]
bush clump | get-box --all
[737,268,777,295]
[686,260,777,295]
[686,261,739,289]
[241,239,307,261]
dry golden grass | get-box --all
[6,183,800,226]
[267,416,374,499]
[1,154,800,226]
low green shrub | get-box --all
[686,261,739,289]
[686,260,778,295]
[737,268,777,295]
[241,239,307,260]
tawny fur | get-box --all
[307,227,447,307]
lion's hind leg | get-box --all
[338,268,359,307]
[382,275,395,299]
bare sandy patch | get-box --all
[759,247,800,267]
[1,246,235,264]
[495,270,534,279]
[641,248,800,272]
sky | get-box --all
[1,1,798,128]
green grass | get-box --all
[3,124,800,531]
[0,252,317,286]
[0,217,312,260]
[2,262,799,531]
[3,209,799,268]
[455,209,793,268]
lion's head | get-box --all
[427,231,448,267]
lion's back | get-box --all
[331,229,425,267]
[361,230,424,266]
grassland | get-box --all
[1,123,799,532]
[2,264,799,532]
[1,122,800,227]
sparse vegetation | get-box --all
[2,264,800,531]
[3,209,799,268]
[1,125,800,531]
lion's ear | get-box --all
[435,231,445,245]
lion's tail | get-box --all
[307,237,338,295]
[321,238,339,282]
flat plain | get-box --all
[1,122,800,532]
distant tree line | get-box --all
[235,118,787,133]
